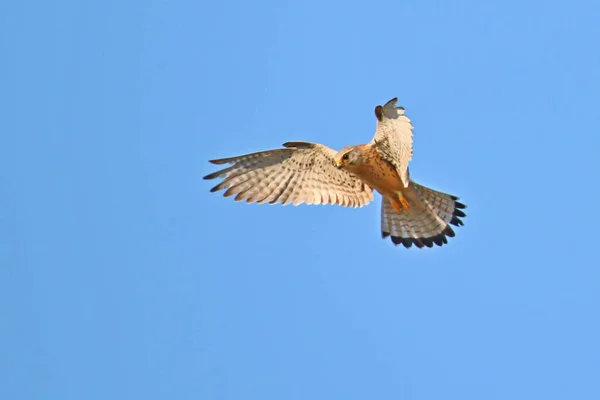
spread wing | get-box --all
[204,142,374,207]
[381,182,467,248]
[370,97,414,187]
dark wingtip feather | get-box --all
[443,226,456,238]
[401,238,413,248]
[449,199,467,226]
[282,142,313,149]
[374,105,383,121]
[389,236,417,249]
[432,235,446,246]
[208,159,230,165]
[382,232,391,239]
[421,237,434,248]
[450,216,464,226]
[386,229,455,249]
[203,171,221,180]
[454,209,467,218]
[412,238,425,249]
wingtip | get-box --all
[385,97,398,107]
[208,159,228,165]
[203,170,216,180]
[454,209,467,218]
[377,98,405,120]
[386,225,457,249]
[374,105,383,121]
[282,142,314,149]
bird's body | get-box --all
[204,98,467,248]
[337,144,422,213]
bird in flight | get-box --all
[204,97,466,248]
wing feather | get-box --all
[204,142,374,208]
[370,97,414,187]
[381,182,467,248]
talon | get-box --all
[400,197,410,210]
[391,196,410,213]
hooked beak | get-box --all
[335,161,343,169]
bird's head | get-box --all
[334,146,361,170]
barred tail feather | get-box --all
[381,182,466,248]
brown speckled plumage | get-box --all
[204,98,466,249]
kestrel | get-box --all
[204,98,466,248]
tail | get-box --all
[381,182,466,248]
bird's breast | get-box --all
[350,148,405,196]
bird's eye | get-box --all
[342,153,349,160]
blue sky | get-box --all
[2,0,600,399]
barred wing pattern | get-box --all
[381,182,467,248]
[370,97,414,187]
[204,142,374,207]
